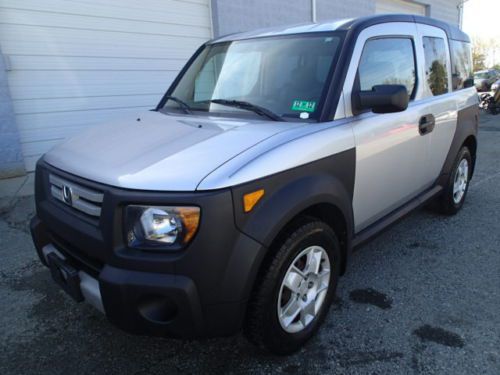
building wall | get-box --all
[425,0,460,25]
[211,0,313,37]
[315,0,375,20]
[0,48,25,178]
[212,0,460,36]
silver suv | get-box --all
[30,15,478,354]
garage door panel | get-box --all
[8,70,178,87]
[0,0,211,27]
[67,0,210,16]
[12,94,159,115]
[0,0,211,171]
[7,55,185,73]
[2,41,196,60]
[8,83,165,101]
[0,8,210,37]
[0,25,206,52]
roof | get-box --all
[210,14,470,44]
[211,18,353,43]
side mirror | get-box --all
[353,84,409,114]
[463,78,474,88]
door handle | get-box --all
[418,114,435,135]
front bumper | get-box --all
[30,161,266,338]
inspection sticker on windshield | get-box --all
[291,100,316,113]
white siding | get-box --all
[0,0,211,171]
[376,0,426,16]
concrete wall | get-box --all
[426,0,460,26]
[316,0,375,21]
[211,0,460,36]
[211,0,314,36]
[0,48,25,178]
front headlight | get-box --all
[125,205,200,250]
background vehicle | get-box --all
[479,83,500,114]
[491,78,500,92]
[474,69,499,91]
[30,15,478,354]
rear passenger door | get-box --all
[415,24,456,184]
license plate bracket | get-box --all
[47,252,84,302]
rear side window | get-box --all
[450,40,473,90]
[358,38,416,98]
[423,37,449,96]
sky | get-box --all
[462,0,500,67]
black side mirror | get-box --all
[463,78,474,88]
[353,84,409,114]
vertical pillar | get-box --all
[0,47,25,178]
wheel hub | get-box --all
[453,158,469,204]
[277,246,331,333]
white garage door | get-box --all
[376,0,426,16]
[0,0,212,171]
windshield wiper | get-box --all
[163,95,192,114]
[207,99,282,121]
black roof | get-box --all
[339,14,469,42]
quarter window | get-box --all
[450,40,473,90]
[423,37,449,96]
[358,38,416,98]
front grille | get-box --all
[49,174,104,217]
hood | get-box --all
[44,111,302,191]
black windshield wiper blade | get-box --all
[164,95,192,114]
[208,99,282,121]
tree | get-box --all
[471,35,500,71]
[471,36,487,71]
[428,60,448,95]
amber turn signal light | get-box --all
[243,189,265,213]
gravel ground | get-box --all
[1,112,499,375]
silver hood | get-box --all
[44,111,301,191]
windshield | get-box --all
[474,72,489,79]
[161,33,343,121]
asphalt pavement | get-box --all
[1,112,499,375]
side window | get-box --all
[450,40,473,90]
[423,37,449,96]
[358,38,416,98]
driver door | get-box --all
[342,22,432,232]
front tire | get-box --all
[437,146,472,215]
[243,219,341,354]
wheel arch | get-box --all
[228,149,355,308]
[437,104,479,186]
[264,202,350,276]
[462,134,477,176]
[232,174,354,303]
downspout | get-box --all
[457,0,470,29]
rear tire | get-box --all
[437,146,472,215]
[243,218,341,355]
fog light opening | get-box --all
[137,295,178,324]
